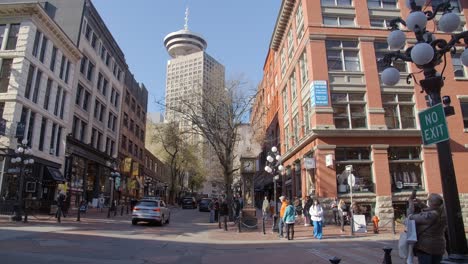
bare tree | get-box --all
[164,77,255,216]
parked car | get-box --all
[132,199,170,226]
[198,198,212,212]
[182,197,197,209]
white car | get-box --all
[132,199,170,226]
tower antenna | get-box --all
[184,7,189,30]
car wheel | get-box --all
[132,219,138,225]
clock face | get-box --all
[243,160,254,172]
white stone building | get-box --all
[0,3,81,204]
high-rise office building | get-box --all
[163,10,225,195]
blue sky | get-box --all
[92,0,281,113]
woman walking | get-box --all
[309,199,324,239]
[338,199,347,232]
[303,196,312,226]
[283,199,296,240]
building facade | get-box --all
[118,70,148,200]
[252,0,468,225]
[144,149,170,199]
[0,3,80,209]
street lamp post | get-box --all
[264,146,283,232]
[107,171,120,218]
[10,139,34,222]
[381,1,468,261]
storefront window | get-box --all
[388,147,423,192]
[336,147,374,194]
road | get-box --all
[0,207,405,264]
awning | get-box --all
[46,166,66,182]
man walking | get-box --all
[55,191,66,223]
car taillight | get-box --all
[134,207,141,211]
[153,208,160,212]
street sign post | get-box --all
[418,104,449,145]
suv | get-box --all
[181,197,197,209]
[132,200,170,226]
[198,198,212,212]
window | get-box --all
[452,52,466,78]
[44,79,52,110]
[99,105,105,122]
[299,51,308,86]
[431,0,460,13]
[382,93,415,129]
[75,84,83,105]
[131,98,136,111]
[59,91,66,119]
[284,124,290,150]
[32,30,41,57]
[123,113,128,127]
[459,102,468,128]
[72,116,79,139]
[370,18,391,28]
[0,25,6,49]
[0,59,12,93]
[367,0,397,8]
[86,61,94,81]
[321,0,352,6]
[136,125,140,136]
[85,24,91,40]
[83,90,90,111]
[296,2,304,40]
[280,48,286,77]
[303,100,311,133]
[80,56,88,74]
[130,120,134,132]
[323,16,355,26]
[287,28,294,61]
[50,123,57,152]
[326,40,361,71]
[292,114,299,144]
[106,137,110,155]
[39,35,48,63]
[114,92,120,108]
[388,146,423,192]
[96,131,102,151]
[94,100,100,119]
[55,127,62,156]
[375,42,407,72]
[107,113,113,129]
[54,86,62,116]
[282,88,288,113]
[97,73,103,92]
[91,128,97,147]
[6,24,20,50]
[336,147,374,193]
[79,120,87,142]
[32,70,42,103]
[102,78,108,96]
[122,135,127,150]
[91,33,97,48]
[64,61,70,83]
[110,141,115,156]
[125,91,130,104]
[24,64,35,99]
[290,71,297,100]
[50,46,57,72]
[38,117,46,151]
[331,92,367,129]
[128,140,133,154]
[59,55,65,79]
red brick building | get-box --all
[252,0,468,225]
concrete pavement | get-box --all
[0,207,408,264]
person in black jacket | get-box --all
[55,191,66,223]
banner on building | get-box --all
[123,157,132,173]
[310,80,329,107]
[132,161,139,177]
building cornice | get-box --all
[269,0,296,51]
[0,3,81,61]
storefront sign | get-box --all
[325,154,333,167]
[310,80,329,107]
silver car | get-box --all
[132,200,170,226]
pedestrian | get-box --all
[283,198,296,240]
[55,191,66,223]
[309,199,324,239]
[269,199,275,218]
[408,193,447,264]
[262,196,269,219]
[220,198,229,230]
[331,197,338,225]
[208,199,215,223]
[214,198,220,222]
[278,196,287,238]
[233,197,241,218]
[338,199,347,232]
[294,197,303,225]
[304,196,312,226]
[372,215,380,234]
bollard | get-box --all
[262,216,266,235]
[238,216,242,233]
[382,247,392,264]
[224,216,227,231]
[218,215,222,229]
[126,203,129,214]
[329,257,341,264]
[392,219,396,235]
[121,205,124,216]
[23,205,28,223]
[77,208,81,222]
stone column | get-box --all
[372,144,394,225]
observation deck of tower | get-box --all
[163,8,207,58]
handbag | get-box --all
[398,232,409,259]
[398,219,417,259]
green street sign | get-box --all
[418,103,449,145]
